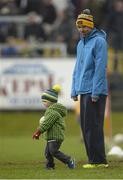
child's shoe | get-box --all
[67,158,75,169]
[45,164,55,170]
[45,166,55,170]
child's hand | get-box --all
[32,129,41,140]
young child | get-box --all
[32,85,75,169]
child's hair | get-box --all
[41,84,61,103]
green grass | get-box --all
[0,111,123,179]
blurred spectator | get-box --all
[52,0,68,12]
[0,0,19,15]
[40,0,57,38]
[0,23,7,42]
[0,29,6,42]
[41,0,57,24]
[24,12,46,42]
[85,0,106,28]
[71,0,83,18]
[101,0,113,17]
[104,0,123,72]
[15,0,43,15]
[51,7,77,53]
[0,0,114,57]
[8,22,17,37]
[71,0,90,18]
[67,32,79,55]
[1,36,18,57]
[0,22,17,43]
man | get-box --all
[71,9,109,168]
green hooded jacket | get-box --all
[39,103,67,141]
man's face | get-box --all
[78,26,92,37]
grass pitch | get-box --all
[0,111,123,179]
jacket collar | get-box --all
[80,28,97,43]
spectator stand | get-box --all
[0,15,67,57]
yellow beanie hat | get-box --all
[76,9,94,29]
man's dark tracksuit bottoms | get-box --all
[80,94,107,164]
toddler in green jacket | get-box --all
[33,85,75,169]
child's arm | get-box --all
[39,110,59,133]
[32,128,41,140]
[32,116,45,140]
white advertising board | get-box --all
[0,58,75,110]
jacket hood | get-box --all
[49,103,67,117]
[91,28,106,39]
[81,28,107,41]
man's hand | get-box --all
[71,96,78,101]
[32,129,41,140]
[91,96,99,103]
